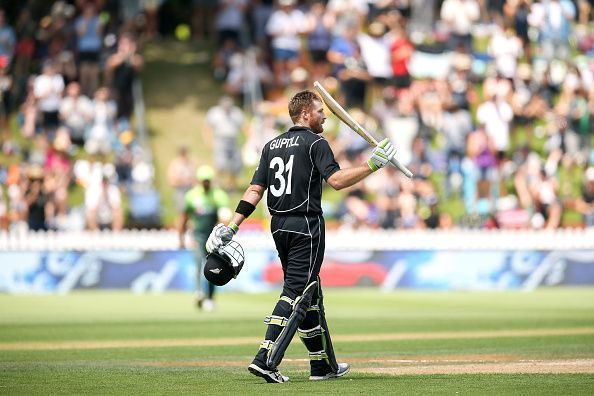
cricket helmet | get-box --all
[204,240,245,286]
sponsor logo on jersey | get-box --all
[269,136,300,150]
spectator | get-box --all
[388,21,414,89]
[0,9,16,66]
[75,3,104,97]
[215,0,248,47]
[440,0,480,53]
[358,21,392,95]
[304,1,334,82]
[24,165,48,231]
[167,145,197,213]
[44,129,72,229]
[105,34,143,129]
[575,167,594,227]
[266,0,306,87]
[538,0,576,61]
[192,0,218,41]
[476,77,513,162]
[33,61,65,136]
[85,87,117,156]
[204,96,244,191]
[85,175,124,231]
[59,81,94,145]
[327,23,371,108]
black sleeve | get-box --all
[311,138,340,182]
[250,146,268,187]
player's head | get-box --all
[289,90,326,134]
[196,165,214,189]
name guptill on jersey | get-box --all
[270,136,301,150]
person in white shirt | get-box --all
[440,0,480,52]
[85,175,123,230]
[59,82,93,145]
[266,0,306,86]
[476,78,513,162]
[33,61,64,133]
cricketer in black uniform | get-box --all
[205,90,396,383]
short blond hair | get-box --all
[288,90,321,123]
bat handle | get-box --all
[390,157,413,179]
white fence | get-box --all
[1,228,594,251]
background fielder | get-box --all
[206,90,396,383]
[178,165,229,311]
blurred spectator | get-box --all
[476,77,513,162]
[167,145,197,213]
[44,129,72,229]
[266,0,306,87]
[215,0,248,47]
[304,1,334,82]
[535,0,576,61]
[85,87,117,156]
[0,9,15,66]
[75,2,104,97]
[388,21,413,89]
[85,175,123,231]
[358,21,392,95]
[59,81,93,145]
[531,168,562,229]
[204,96,244,191]
[34,60,65,136]
[13,8,36,90]
[24,165,48,231]
[328,23,371,108]
[192,0,218,41]
[440,0,480,53]
[105,34,143,129]
[0,57,11,142]
[575,167,594,227]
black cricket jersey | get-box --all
[251,126,340,216]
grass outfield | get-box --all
[1,289,594,394]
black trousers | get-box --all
[272,214,325,299]
[253,214,335,374]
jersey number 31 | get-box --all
[270,155,294,197]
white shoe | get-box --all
[309,363,350,381]
[201,299,215,312]
[248,363,289,383]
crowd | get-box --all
[0,0,157,232]
[204,0,594,230]
[0,0,593,232]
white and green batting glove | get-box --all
[206,223,239,253]
[367,138,396,172]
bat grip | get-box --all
[390,157,413,179]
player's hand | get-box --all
[367,138,396,172]
[206,223,238,253]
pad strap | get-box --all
[297,325,325,339]
[308,350,329,360]
[279,296,294,306]
[265,315,288,327]
[260,340,274,350]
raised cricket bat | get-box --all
[313,81,413,179]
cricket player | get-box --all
[179,165,230,311]
[206,90,396,382]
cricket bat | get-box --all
[313,81,413,179]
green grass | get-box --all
[1,288,594,394]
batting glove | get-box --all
[367,138,396,172]
[206,223,239,253]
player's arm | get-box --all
[205,184,265,253]
[327,138,396,190]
